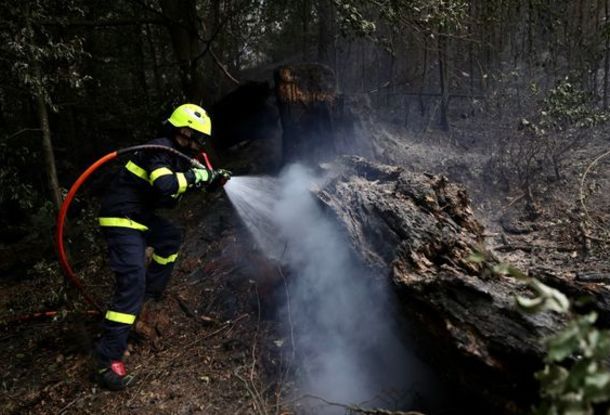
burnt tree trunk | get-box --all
[159,0,209,103]
[313,156,609,413]
[274,64,338,165]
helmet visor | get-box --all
[190,130,208,145]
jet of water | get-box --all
[224,175,285,259]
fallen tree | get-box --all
[271,63,610,413]
[314,156,580,413]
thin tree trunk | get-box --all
[388,40,395,108]
[361,40,366,92]
[577,0,585,85]
[133,22,150,106]
[525,0,534,66]
[438,30,450,131]
[34,65,62,211]
[146,23,163,96]
[302,0,310,60]
[604,0,610,109]
[419,38,428,117]
[375,48,381,107]
[469,0,476,97]
[25,3,61,211]
[592,0,601,95]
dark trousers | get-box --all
[95,215,183,362]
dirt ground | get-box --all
[0,118,608,414]
[0,133,297,415]
[0,190,297,414]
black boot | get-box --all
[93,359,136,391]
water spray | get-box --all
[223,176,282,258]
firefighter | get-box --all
[93,103,230,390]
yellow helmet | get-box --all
[167,103,212,137]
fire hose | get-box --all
[55,144,213,312]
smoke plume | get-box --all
[226,164,443,413]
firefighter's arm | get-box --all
[148,163,189,197]
[144,151,191,197]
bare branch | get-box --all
[36,18,165,27]
[290,394,426,415]
[3,128,42,142]
[579,149,610,234]
[210,47,240,85]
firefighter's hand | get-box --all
[206,169,231,193]
[190,168,211,188]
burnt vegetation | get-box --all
[0,1,609,414]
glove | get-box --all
[206,169,231,193]
[190,168,210,188]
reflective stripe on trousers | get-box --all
[152,252,178,265]
[98,217,149,231]
[105,310,136,324]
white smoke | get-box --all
[225,164,443,413]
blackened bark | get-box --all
[274,64,338,165]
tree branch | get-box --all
[191,0,252,63]
[36,18,165,27]
[2,128,42,143]
[210,47,240,85]
[292,394,426,415]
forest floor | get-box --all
[0,116,608,415]
[378,118,610,279]
[0,191,296,415]
[0,135,296,415]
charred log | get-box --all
[315,156,569,413]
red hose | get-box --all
[1,310,101,327]
[198,151,213,170]
[55,145,208,312]
[56,151,118,311]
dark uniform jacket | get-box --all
[100,137,197,223]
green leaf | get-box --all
[536,364,569,397]
[516,279,571,315]
[531,279,571,314]
[516,295,545,312]
[592,331,610,358]
[547,325,580,362]
[584,372,610,390]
